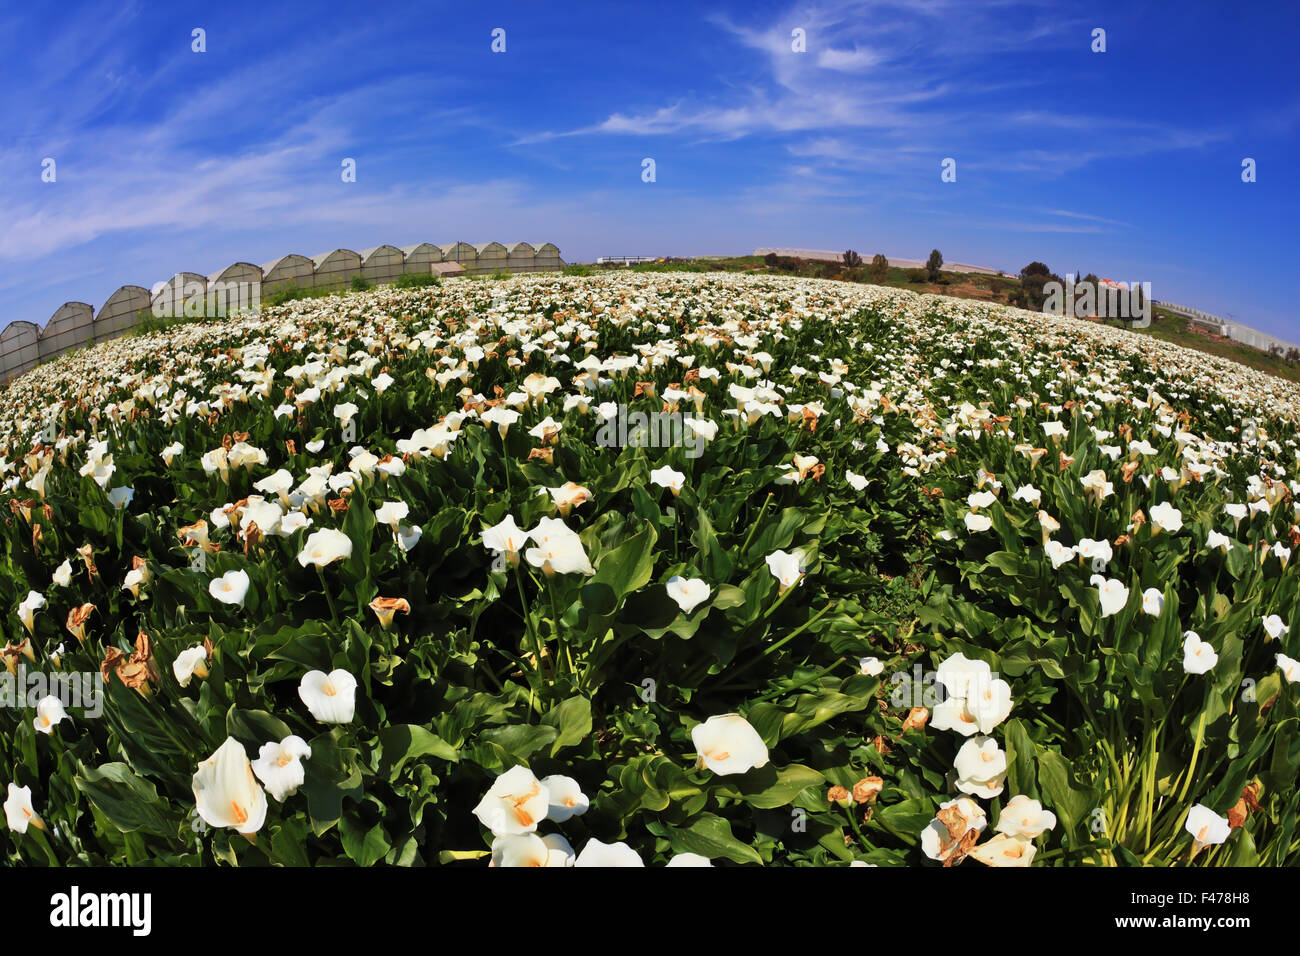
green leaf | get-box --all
[379,724,459,779]
[75,762,180,838]
[542,697,593,756]
[734,763,825,809]
[667,812,762,865]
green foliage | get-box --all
[1,271,1297,868]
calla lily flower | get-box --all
[1182,631,1218,674]
[524,517,594,576]
[298,668,358,723]
[540,774,589,822]
[691,714,769,776]
[969,833,1037,867]
[32,695,69,735]
[765,549,805,592]
[665,576,711,614]
[921,796,986,864]
[17,590,44,633]
[297,529,353,568]
[650,466,686,495]
[4,783,43,833]
[173,645,210,687]
[192,737,268,835]
[1262,614,1289,641]
[995,795,1057,838]
[489,833,573,867]
[1185,804,1231,858]
[1089,574,1130,617]
[574,839,644,867]
[1276,653,1300,683]
[954,735,1007,798]
[481,515,527,565]
[209,569,250,607]
[473,765,551,836]
[666,852,714,866]
[1149,501,1183,534]
[251,735,312,801]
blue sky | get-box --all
[2,0,1297,338]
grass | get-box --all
[1103,308,1300,384]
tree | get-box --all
[926,249,943,282]
[869,253,889,283]
[1017,261,1062,311]
[842,249,862,269]
[763,252,778,267]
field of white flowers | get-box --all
[1,270,1297,867]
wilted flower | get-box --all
[65,603,95,642]
[369,597,411,630]
[921,796,986,865]
[547,481,592,515]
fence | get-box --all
[0,240,566,385]
[1154,301,1298,355]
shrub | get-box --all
[393,273,442,289]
